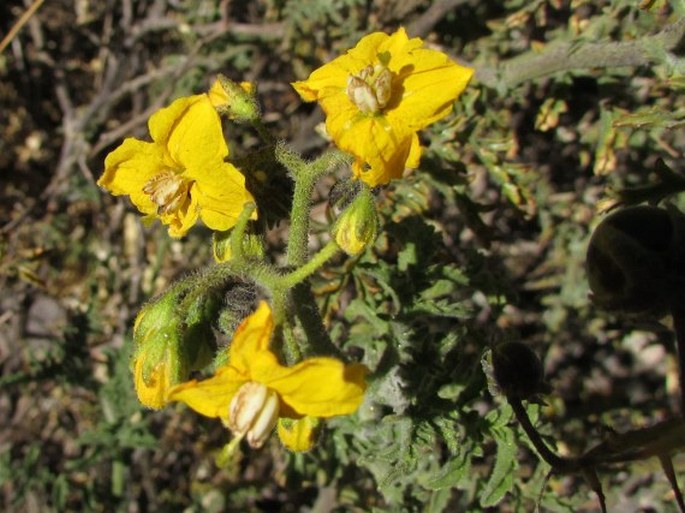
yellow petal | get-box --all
[261,359,368,418]
[187,162,256,232]
[134,356,171,410]
[98,138,166,215]
[290,28,473,187]
[378,27,422,56]
[277,417,320,452]
[343,31,390,65]
[166,364,246,420]
[327,115,413,187]
[388,52,473,130]
[406,132,422,169]
[291,80,320,102]
[291,32,391,103]
[208,79,230,108]
[228,301,275,374]
[151,94,256,232]
[151,95,230,172]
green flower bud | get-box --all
[586,206,685,315]
[132,294,187,409]
[212,229,264,263]
[132,289,220,409]
[208,74,260,123]
[333,187,379,256]
[491,342,546,400]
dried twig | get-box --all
[407,0,472,38]
[0,0,44,54]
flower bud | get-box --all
[277,417,321,452]
[229,382,280,448]
[132,288,220,408]
[132,294,187,409]
[333,187,379,256]
[208,75,260,122]
[491,342,545,400]
[212,229,264,263]
[586,206,685,315]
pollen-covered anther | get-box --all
[228,381,280,448]
[142,170,190,215]
[347,64,393,114]
[372,67,392,108]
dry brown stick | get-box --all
[49,12,235,198]
[407,0,472,38]
[0,0,44,54]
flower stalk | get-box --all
[229,202,258,264]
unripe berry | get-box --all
[491,342,545,400]
[586,206,685,315]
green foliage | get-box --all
[4,0,685,511]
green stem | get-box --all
[659,454,685,513]
[250,119,276,145]
[270,241,340,363]
[287,173,315,266]
[277,145,350,267]
[476,17,685,89]
[278,241,340,290]
[230,202,257,264]
[281,317,302,365]
[292,283,342,358]
[269,285,288,328]
[509,397,577,473]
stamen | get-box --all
[142,170,190,215]
[228,382,280,448]
[347,63,393,114]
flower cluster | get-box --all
[167,301,367,450]
[99,28,472,454]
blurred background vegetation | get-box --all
[2,0,685,511]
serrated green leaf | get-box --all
[344,298,390,335]
[409,299,473,319]
[426,487,452,513]
[424,450,471,490]
[421,278,456,299]
[480,427,517,507]
[613,105,685,129]
[485,403,513,428]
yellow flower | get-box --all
[98,94,256,238]
[167,301,368,449]
[292,27,474,187]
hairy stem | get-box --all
[292,283,342,358]
[476,17,685,89]
[279,241,340,290]
[277,145,350,267]
[230,202,258,263]
[509,397,576,473]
